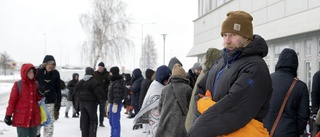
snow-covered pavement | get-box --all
[0,82,145,137]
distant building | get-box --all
[187,0,320,90]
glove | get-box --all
[4,115,12,126]
[106,104,110,119]
[112,103,118,113]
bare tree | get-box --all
[0,51,14,76]
[140,35,158,71]
[79,0,132,69]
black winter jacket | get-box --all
[93,70,109,100]
[108,75,125,104]
[74,76,104,102]
[67,73,79,101]
[36,68,61,105]
[188,35,272,137]
[264,48,310,137]
[186,68,197,89]
[312,70,320,114]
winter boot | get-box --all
[65,112,69,118]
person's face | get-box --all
[75,75,79,80]
[45,61,55,72]
[98,66,104,72]
[27,69,35,79]
[194,69,201,76]
[222,33,246,51]
[163,80,169,86]
[109,72,113,76]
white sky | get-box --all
[0,0,197,71]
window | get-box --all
[305,40,312,56]
[306,62,312,91]
[293,42,300,57]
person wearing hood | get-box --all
[186,62,202,89]
[168,57,182,71]
[133,65,171,137]
[106,66,125,137]
[74,67,104,137]
[139,69,155,109]
[264,48,309,137]
[93,62,109,127]
[4,63,44,137]
[128,68,144,117]
[36,55,61,137]
[65,73,79,118]
[185,48,222,132]
[188,11,272,137]
[155,64,192,137]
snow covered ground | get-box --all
[0,81,145,136]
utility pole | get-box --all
[161,34,167,65]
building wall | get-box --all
[190,0,320,90]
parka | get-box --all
[188,35,272,137]
[6,63,43,128]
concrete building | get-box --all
[187,0,320,90]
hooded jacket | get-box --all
[6,63,42,128]
[139,69,155,108]
[189,35,272,137]
[67,73,79,101]
[264,48,310,137]
[130,68,144,94]
[37,56,61,106]
[168,57,182,71]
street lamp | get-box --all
[161,34,168,65]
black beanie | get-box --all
[110,66,120,75]
[98,62,105,67]
[43,55,55,63]
[85,67,94,75]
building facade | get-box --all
[187,0,320,90]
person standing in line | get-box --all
[93,62,109,127]
[155,64,192,137]
[185,48,222,132]
[139,69,155,109]
[75,67,103,137]
[186,62,202,89]
[36,55,61,137]
[188,11,272,137]
[264,48,310,136]
[65,73,79,118]
[133,65,172,137]
[128,68,144,117]
[4,63,45,137]
[107,66,125,137]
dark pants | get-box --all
[99,100,106,125]
[109,103,122,137]
[17,126,37,137]
[80,101,98,137]
[132,93,140,114]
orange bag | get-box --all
[196,90,269,137]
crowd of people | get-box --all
[4,10,320,137]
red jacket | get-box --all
[6,63,42,128]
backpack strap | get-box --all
[17,80,22,94]
[17,80,40,94]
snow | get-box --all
[0,77,146,136]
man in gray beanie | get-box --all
[186,62,202,89]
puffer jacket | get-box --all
[264,48,310,137]
[188,35,272,137]
[6,63,43,128]
[108,74,125,104]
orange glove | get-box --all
[197,90,215,114]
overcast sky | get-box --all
[0,0,197,71]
